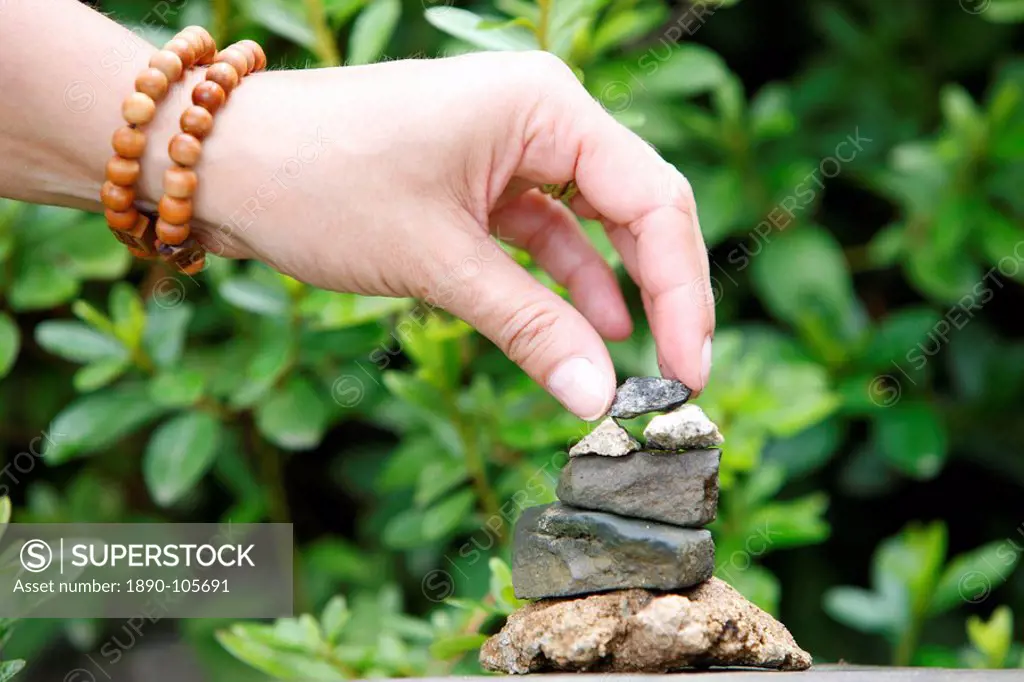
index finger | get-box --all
[516,74,715,391]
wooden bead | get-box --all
[106,156,140,186]
[105,207,139,231]
[180,105,214,139]
[235,43,256,73]
[215,48,248,78]
[205,62,239,95]
[192,80,226,114]
[149,50,184,81]
[158,195,193,225]
[177,30,206,54]
[163,167,198,199]
[156,218,190,245]
[112,126,146,158]
[181,26,215,55]
[164,37,196,68]
[180,252,206,276]
[135,67,169,101]
[238,40,266,71]
[101,181,135,211]
[168,133,202,166]
[122,92,156,126]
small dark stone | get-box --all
[608,377,692,419]
[512,503,714,599]
[557,449,719,527]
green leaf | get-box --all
[219,277,290,316]
[422,489,475,541]
[932,542,1021,615]
[488,557,525,614]
[0,313,20,380]
[0,660,25,682]
[382,507,429,549]
[749,225,864,354]
[320,595,350,644]
[243,0,318,50]
[34,321,126,364]
[230,318,293,408]
[747,493,831,550]
[382,371,450,420]
[217,627,343,680]
[8,258,79,311]
[414,459,468,507]
[109,282,146,347]
[591,6,667,56]
[966,606,1013,668]
[142,301,193,369]
[348,0,401,65]
[72,300,117,336]
[983,0,1024,23]
[255,375,330,450]
[143,411,222,507]
[859,307,942,372]
[824,587,900,635]
[73,358,130,392]
[873,402,948,479]
[429,633,488,660]
[149,370,206,408]
[941,84,983,136]
[750,83,795,140]
[425,7,539,51]
[45,384,170,464]
[325,0,367,26]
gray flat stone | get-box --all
[568,418,640,458]
[512,503,714,600]
[482,578,811,673]
[557,449,719,527]
[644,404,724,450]
[608,377,692,419]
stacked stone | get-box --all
[483,378,812,674]
[512,377,724,600]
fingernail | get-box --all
[549,357,612,421]
[701,337,713,389]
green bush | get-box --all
[1,0,1023,677]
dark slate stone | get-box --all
[608,377,692,419]
[512,503,714,599]
[557,449,719,527]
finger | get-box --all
[432,228,616,420]
[607,223,673,379]
[515,69,715,391]
[491,190,632,341]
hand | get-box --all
[177,52,715,420]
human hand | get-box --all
[180,52,714,420]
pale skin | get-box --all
[0,0,715,420]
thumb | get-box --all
[430,231,616,421]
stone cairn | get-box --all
[481,377,812,674]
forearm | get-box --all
[0,0,238,220]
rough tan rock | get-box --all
[644,404,724,450]
[568,418,640,458]
[480,577,812,674]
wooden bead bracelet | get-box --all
[102,29,266,275]
[103,26,215,260]
[154,39,266,275]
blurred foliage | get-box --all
[1,0,1023,678]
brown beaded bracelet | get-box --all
[103,26,216,261]
[154,39,267,275]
